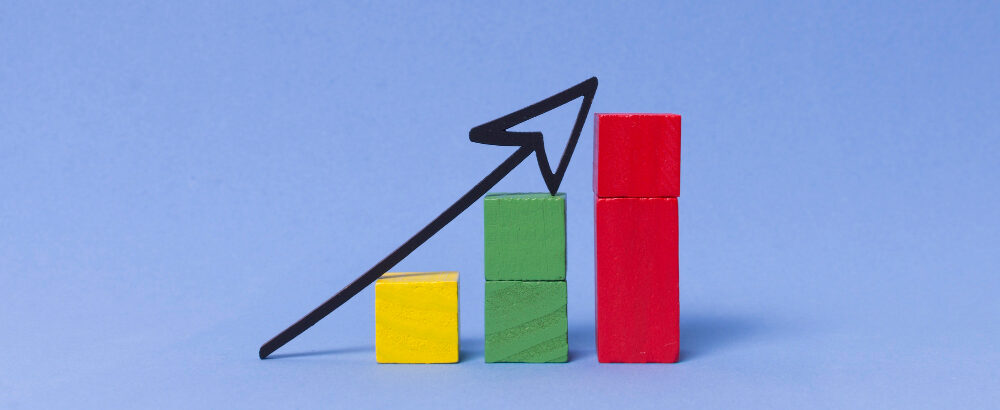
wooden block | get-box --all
[484,193,566,281]
[484,280,567,363]
[595,197,678,363]
[375,271,459,363]
[594,113,681,198]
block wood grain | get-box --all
[375,272,459,363]
[484,280,568,363]
[594,113,681,198]
[595,197,679,363]
[484,193,566,281]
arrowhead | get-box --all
[469,77,598,195]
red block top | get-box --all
[593,113,681,198]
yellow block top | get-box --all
[377,271,458,284]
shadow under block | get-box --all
[375,272,459,363]
[594,113,681,198]
[485,281,568,363]
[595,197,679,363]
[484,193,566,281]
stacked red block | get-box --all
[594,113,680,363]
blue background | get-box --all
[2,1,998,408]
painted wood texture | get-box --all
[594,113,681,198]
[484,193,566,281]
[375,271,459,363]
[485,280,568,363]
[595,197,679,363]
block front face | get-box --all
[375,272,459,363]
[594,113,681,198]
[595,198,679,363]
[484,281,568,363]
[484,193,566,281]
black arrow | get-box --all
[259,77,598,359]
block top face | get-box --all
[484,193,566,281]
[376,271,458,285]
[485,192,565,200]
[594,113,681,198]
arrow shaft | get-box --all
[259,145,534,359]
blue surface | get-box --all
[2,1,998,408]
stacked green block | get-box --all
[485,281,567,362]
[483,193,568,363]
[484,193,566,281]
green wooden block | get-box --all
[484,193,566,281]
[484,280,568,363]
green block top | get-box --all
[485,192,560,200]
[484,192,566,281]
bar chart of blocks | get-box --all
[260,78,681,364]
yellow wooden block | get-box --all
[375,271,459,363]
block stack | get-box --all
[594,114,681,363]
[483,193,568,363]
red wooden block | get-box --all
[593,113,681,198]
[595,196,678,363]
